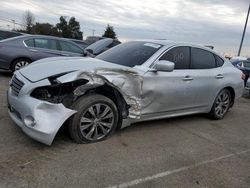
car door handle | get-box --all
[216,74,224,79]
[183,76,193,81]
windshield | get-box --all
[96,41,162,67]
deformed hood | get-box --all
[18,57,131,82]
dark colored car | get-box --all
[85,36,104,45]
[231,59,250,88]
[70,39,89,49]
[84,38,121,57]
[0,30,23,40]
[0,35,85,71]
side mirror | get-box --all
[86,49,94,54]
[152,60,175,72]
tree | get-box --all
[102,24,117,39]
[23,10,35,34]
[32,23,60,36]
[68,17,82,39]
[56,16,83,39]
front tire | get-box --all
[209,89,231,120]
[68,94,118,144]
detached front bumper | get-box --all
[7,72,76,145]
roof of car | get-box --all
[1,34,74,42]
[135,39,220,54]
[136,39,207,48]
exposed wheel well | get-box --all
[82,84,129,129]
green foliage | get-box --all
[32,23,60,36]
[102,24,117,39]
[19,10,119,41]
[56,16,83,39]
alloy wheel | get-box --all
[214,91,230,117]
[79,103,114,141]
[15,61,30,71]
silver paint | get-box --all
[7,40,244,145]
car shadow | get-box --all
[0,70,12,77]
[116,114,204,134]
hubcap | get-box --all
[79,103,114,141]
[215,91,230,117]
[15,61,30,71]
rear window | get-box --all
[243,61,250,68]
[215,55,224,67]
[96,41,162,67]
[191,48,216,69]
[24,39,35,47]
[59,41,83,54]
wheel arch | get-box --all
[75,84,129,129]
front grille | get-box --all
[10,75,24,96]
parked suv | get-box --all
[0,35,85,71]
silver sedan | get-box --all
[7,40,244,145]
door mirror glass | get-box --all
[153,60,175,72]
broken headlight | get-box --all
[31,79,89,106]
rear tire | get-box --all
[11,58,31,72]
[68,94,118,144]
[209,89,231,120]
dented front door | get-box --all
[140,70,196,118]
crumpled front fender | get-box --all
[57,68,143,119]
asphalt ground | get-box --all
[0,71,250,188]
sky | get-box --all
[0,0,249,56]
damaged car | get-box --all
[7,40,244,145]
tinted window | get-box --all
[160,46,190,69]
[243,61,250,68]
[59,41,82,54]
[215,55,224,67]
[34,38,58,50]
[191,48,216,69]
[25,39,35,47]
[96,41,162,67]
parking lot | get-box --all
[0,71,250,188]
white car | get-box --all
[7,40,244,145]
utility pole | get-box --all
[238,3,250,56]
[92,29,95,36]
[11,19,15,30]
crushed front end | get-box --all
[7,72,77,145]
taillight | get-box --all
[241,73,246,80]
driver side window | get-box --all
[159,46,190,69]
